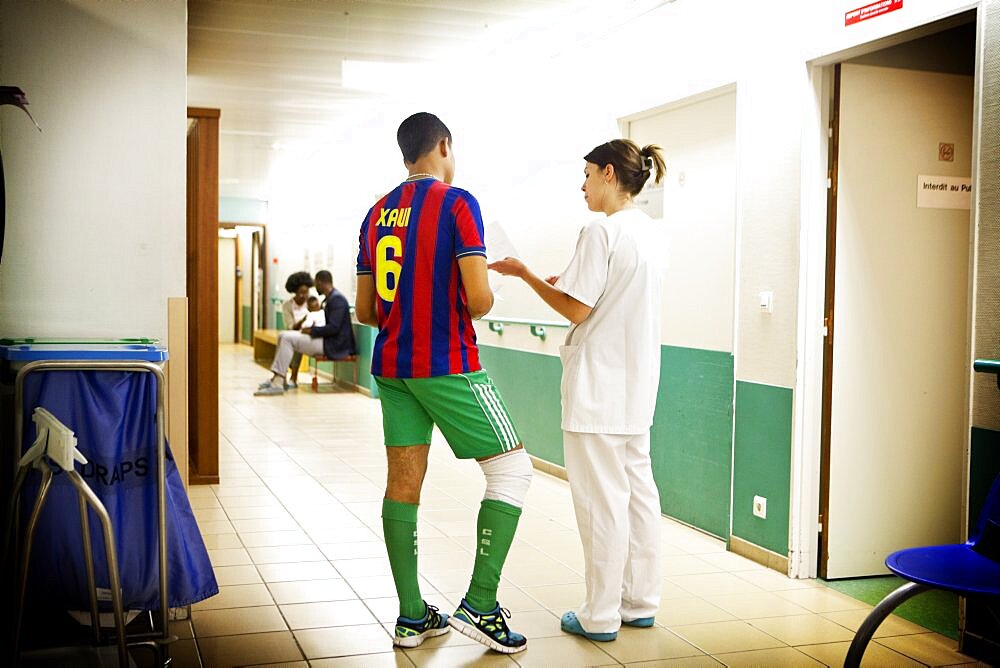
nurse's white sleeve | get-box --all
[555,222,610,308]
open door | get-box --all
[820,60,974,578]
[251,229,265,338]
[186,107,220,485]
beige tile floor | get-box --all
[170,345,985,667]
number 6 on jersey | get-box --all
[376,235,403,303]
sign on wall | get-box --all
[845,0,903,26]
[916,174,972,210]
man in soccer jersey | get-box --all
[354,112,531,654]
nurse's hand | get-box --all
[545,275,559,285]
[488,257,528,279]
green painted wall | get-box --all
[313,323,379,396]
[732,381,793,555]
[651,347,734,539]
[479,343,736,540]
[241,306,251,343]
[970,426,1000,533]
[477,345,565,465]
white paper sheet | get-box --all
[485,221,519,263]
[485,221,520,297]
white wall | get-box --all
[257,0,980,380]
[0,0,187,342]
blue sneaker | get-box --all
[448,598,527,654]
[393,602,450,648]
[560,611,617,641]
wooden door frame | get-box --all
[233,233,241,343]
[186,106,220,485]
[252,229,265,339]
[818,64,842,579]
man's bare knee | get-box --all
[385,445,430,505]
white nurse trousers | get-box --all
[563,430,662,633]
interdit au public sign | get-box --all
[845,0,903,26]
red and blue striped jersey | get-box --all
[357,178,486,378]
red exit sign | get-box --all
[845,0,903,26]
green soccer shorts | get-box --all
[374,370,521,459]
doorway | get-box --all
[218,231,237,343]
[819,18,976,579]
[219,223,267,346]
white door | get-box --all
[218,235,236,343]
[826,63,973,578]
[626,89,737,352]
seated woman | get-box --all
[259,271,312,390]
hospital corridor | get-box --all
[2,0,1000,666]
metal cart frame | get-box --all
[8,360,172,666]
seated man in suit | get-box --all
[255,269,356,396]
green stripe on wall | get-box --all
[477,345,565,465]
[350,324,377,395]
[313,323,379,396]
[651,346,734,539]
[241,306,251,343]
[479,343,736,540]
[732,380,793,555]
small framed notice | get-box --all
[916,174,972,210]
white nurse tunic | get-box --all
[555,207,663,433]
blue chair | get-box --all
[845,472,1000,666]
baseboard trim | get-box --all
[312,366,372,396]
[730,535,790,574]
[529,455,567,481]
[188,472,220,486]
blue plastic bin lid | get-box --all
[0,337,167,362]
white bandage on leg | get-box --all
[479,449,533,508]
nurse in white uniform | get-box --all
[490,139,666,641]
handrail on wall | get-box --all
[478,316,570,341]
[973,358,1000,391]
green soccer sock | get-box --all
[382,498,425,620]
[465,498,522,612]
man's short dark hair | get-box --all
[314,270,333,284]
[284,271,313,293]
[397,112,452,164]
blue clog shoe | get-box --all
[560,611,617,641]
[622,616,655,628]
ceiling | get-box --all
[187,0,673,199]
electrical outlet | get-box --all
[753,495,767,519]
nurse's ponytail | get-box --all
[583,139,665,197]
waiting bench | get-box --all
[253,329,361,393]
[252,329,309,372]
